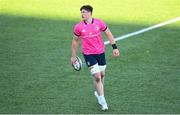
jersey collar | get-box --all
[84,18,94,25]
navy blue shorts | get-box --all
[83,53,106,67]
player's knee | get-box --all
[94,74,101,82]
[90,64,106,82]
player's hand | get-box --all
[71,57,77,64]
[113,49,120,57]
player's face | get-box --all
[81,9,91,20]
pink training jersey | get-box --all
[73,18,107,55]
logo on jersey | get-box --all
[96,26,99,30]
[82,29,86,33]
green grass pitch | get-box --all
[0,0,180,114]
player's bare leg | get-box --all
[93,72,108,111]
[93,72,104,96]
[101,71,105,85]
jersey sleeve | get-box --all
[99,20,107,31]
[73,24,81,37]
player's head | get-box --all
[80,5,93,20]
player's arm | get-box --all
[104,28,115,44]
[104,28,120,57]
[71,35,79,64]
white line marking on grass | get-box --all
[104,17,180,45]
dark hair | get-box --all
[80,5,93,13]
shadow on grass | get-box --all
[0,14,180,114]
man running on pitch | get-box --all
[71,5,120,111]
